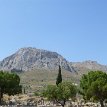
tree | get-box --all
[0,71,22,104]
[56,65,62,86]
[80,71,107,107]
[43,81,77,107]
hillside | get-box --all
[19,69,78,93]
[20,60,107,92]
[71,60,107,75]
[19,60,107,92]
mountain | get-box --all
[0,47,107,74]
[71,60,107,73]
[0,47,73,72]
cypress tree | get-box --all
[56,65,62,86]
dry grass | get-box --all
[18,68,82,92]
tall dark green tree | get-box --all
[0,71,22,104]
[56,65,62,86]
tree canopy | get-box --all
[80,71,107,107]
[0,71,22,104]
[43,81,77,107]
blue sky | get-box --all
[0,0,107,64]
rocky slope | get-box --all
[71,60,107,73]
[0,47,73,72]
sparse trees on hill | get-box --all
[0,71,22,104]
[80,71,107,107]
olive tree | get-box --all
[80,71,107,107]
[43,81,77,107]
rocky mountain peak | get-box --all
[0,47,73,72]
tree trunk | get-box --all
[62,105,64,107]
[60,99,66,107]
[61,103,65,107]
[0,88,3,105]
[56,100,66,107]
[100,100,104,107]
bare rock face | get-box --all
[0,47,73,72]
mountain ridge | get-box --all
[71,60,107,73]
[0,47,107,73]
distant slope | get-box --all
[0,47,74,72]
[71,60,107,74]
